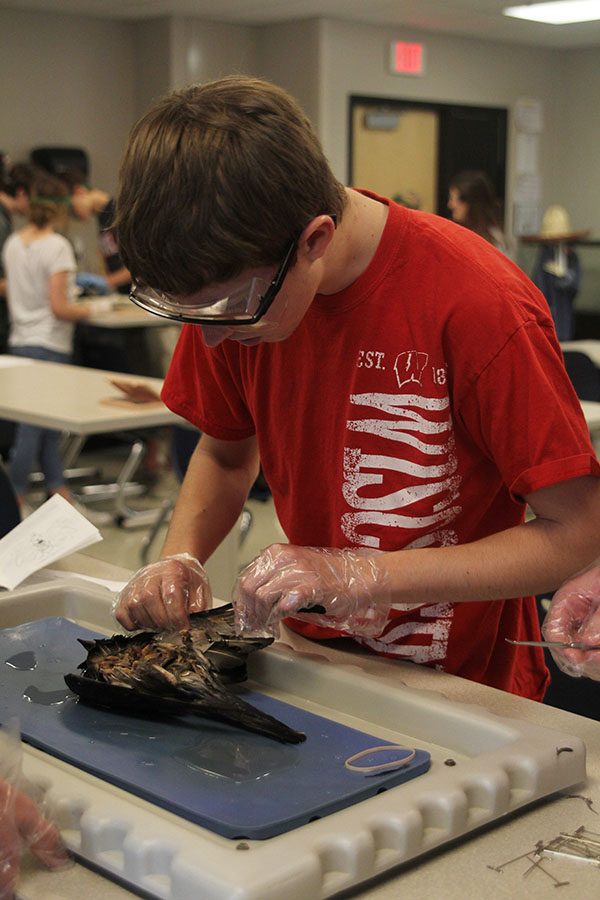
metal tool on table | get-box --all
[506,638,600,651]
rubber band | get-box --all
[344,744,416,774]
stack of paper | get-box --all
[0,495,103,591]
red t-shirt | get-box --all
[162,192,600,701]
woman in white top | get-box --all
[2,172,93,509]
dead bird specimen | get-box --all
[65,604,305,744]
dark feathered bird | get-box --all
[64,604,305,744]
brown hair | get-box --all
[449,170,503,244]
[115,75,347,295]
[28,172,70,228]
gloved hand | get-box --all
[233,543,391,638]
[542,564,600,680]
[0,720,70,900]
[114,553,213,632]
[75,272,110,295]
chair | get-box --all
[562,350,600,401]
[0,461,21,538]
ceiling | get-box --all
[4,0,600,48]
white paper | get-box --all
[515,97,544,134]
[0,495,102,591]
[15,567,127,594]
[515,133,539,176]
[514,173,541,205]
[513,203,541,237]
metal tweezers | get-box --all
[506,638,600,651]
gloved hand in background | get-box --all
[233,543,392,638]
[0,720,69,900]
[543,563,600,680]
[75,272,110,295]
[114,553,213,632]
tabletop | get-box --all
[0,356,183,434]
[85,295,174,330]
[12,554,600,900]
[561,339,600,368]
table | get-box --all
[0,356,183,524]
[85,294,174,330]
[561,339,600,368]
[12,554,600,900]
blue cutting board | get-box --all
[0,617,430,839]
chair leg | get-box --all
[139,495,175,565]
[239,507,253,547]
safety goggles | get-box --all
[129,239,297,327]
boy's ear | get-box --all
[300,215,336,262]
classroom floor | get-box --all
[28,431,283,591]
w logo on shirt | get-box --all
[394,351,428,389]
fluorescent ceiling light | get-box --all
[504,1,600,23]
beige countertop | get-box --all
[15,554,600,900]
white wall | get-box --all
[1,8,599,304]
[257,20,322,131]
[557,47,600,231]
[0,7,135,196]
[132,17,172,120]
[319,19,567,234]
[169,17,259,89]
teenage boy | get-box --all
[113,76,600,698]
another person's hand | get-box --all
[1,722,70,900]
[0,779,69,899]
[543,564,600,680]
[75,272,110,295]
[233,543,391,638]
[114,553,213,632]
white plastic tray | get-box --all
[0,579,586,900]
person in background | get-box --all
[112,76,600,700]
[0,157,35,353]
[0,721,70,897]
[530,206,586,342]
[543,562,600,681]
[447,169,509,254]
[0,160,36,463]
[60,169,130,295]
[1,171,108,516]
[0,777,69,897]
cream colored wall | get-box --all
[257,20,322,131]
[169,17,258,89]
[319,18,567,237]
[0,7,135,196]
[556,48,600,233]
[132,17,172,119]
[2,8,599,306]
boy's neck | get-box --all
[319,188,388,295]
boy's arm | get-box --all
[162,432,260,564]
[233,475,600,633]
[114,433,259,631]
[378,475,600,604]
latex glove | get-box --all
[75,272,110,295]
[0,720,69,899]
[86,297,115,318]
[114,553,213,632]
[233,543,391,638]
[542,564,600,680]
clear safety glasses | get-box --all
[129,239,297,327]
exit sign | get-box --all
[389,41,425,76]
